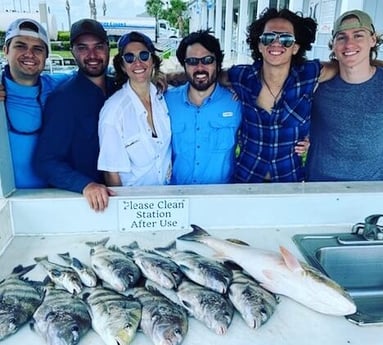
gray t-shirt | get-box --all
[306,67,383,181]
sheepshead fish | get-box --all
[154,241,232,294]
[0,265,44,341]
[57,252,98,287]
[228,269,278,329]
[84,287,141,345]
[123,241,183,289]
[177,225,357,316]
[176,279,234,335]
[31,285,91,345]
[85,238,141,292]
[34,256,83,294]
[133,286,188,345]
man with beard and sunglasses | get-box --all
[165,30,242,184]
[34,19,117,211]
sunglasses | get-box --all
[184,55,216,66]
[123,50,151,64]
[259,32,296,48]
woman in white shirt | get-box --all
[98,31,171,186]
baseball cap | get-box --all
[117,31,157,53]
[5,18,49,48]
[70,18,108,45]
[332,10,375,37]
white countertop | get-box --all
[1,226,382,345]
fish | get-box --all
[154,241,232,294]
[228,268,278,329]
[122,241,183,289]
[31,284,91,345]
[133,286,188,345]
[175,279,234,335]
[85,237,141,292]
[84,287,141,345]
[57,252,98,288]
[0,264,44,341]
[177,225,357,316]
[34,256,83,295]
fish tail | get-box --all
[85,237,110,248]
[57,252,71,263]
[10,264,37,277]
[177,224,210,242]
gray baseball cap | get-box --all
[5,18,49,48]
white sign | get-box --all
[118,198,189,231]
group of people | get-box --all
[1,8,382,212]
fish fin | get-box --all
[177,224,210,242]
[57,252,71,264]
[71,257,84,270]
[279,246,303,272]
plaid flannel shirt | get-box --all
[228,59,321,182]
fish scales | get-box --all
[176,279,234,335]
[229,269,278,329]
[155,242,232,293]
[34,256,83,294]
[57,252,98,288]
[0,265,44,341]
[177,225,357,316]
[133,287,188,345]
[32,286,91,345]
[85,287,141,345]
[86,238,141,292]
[123,242,183,289]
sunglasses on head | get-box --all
[184,55,216,66]
[123,50,151,64]
[259,32,296,48]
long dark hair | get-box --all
[247,8,317,64]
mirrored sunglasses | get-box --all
[259,32,296,48]
[123,50,151,64]
[184,55,216,66]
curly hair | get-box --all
[176,29,224,73]
[113,42,162,90]
[247,8,317,65]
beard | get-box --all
[186,70,217,91]
[77,58,108,77]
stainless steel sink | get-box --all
[293,232,383,325]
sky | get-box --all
[0,0,147,30]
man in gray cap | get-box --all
[1,18,69,188]
[306,10,383,181]
[34,19,117,211]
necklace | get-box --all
[261,72,283,107]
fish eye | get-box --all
[71,325,79,332]
[8,317,16,325]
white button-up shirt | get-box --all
[98,81,171,186]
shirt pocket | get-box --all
[123,134,155,168]
[208,117,238,152]
[171,122,192,155]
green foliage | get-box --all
[57,31,70,41]
[146,0,164,19]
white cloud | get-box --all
[0,0,146,30]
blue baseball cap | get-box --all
[117,31,157,53]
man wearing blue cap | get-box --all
[34,18,117,211]
[2,18,68,188]
[306,10,383,181]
